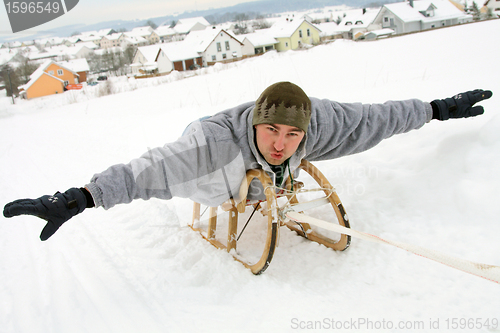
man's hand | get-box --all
[3,188,88,241]
[431,89,493,121]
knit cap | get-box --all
[252,82,312,133]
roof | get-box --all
[160,42,200,62]
[174,17,210,34]
[58,58,90,72]
[316,22,341,36]
[383,0,471,22]
[136,45,163,63]
[338,8,380,28]
[0,49,15,66]
[268,19,321,38]
[365,28,395,36]
[183,28,242,53]
[102,33,123,41]
[239,32,278,47]
[155,26,177,37]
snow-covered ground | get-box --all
[1,19,500,333]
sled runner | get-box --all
[190,159,351,275]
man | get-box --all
[3,82,493,241]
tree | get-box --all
[1,64,21,97]
[146,19,158,30]
[123,44,137,65]
[472,1,481,21]
[15,55,38,85]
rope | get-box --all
[285,211,500,284]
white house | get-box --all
[372,0,472,35]
[238,32,278,56]
[336,8,381,40]
[182,28,244,66]
[130,45,173,76]
[100,33,126,49]
[154,26,179,43]
[160,42,203,71]
[174,17,211,37]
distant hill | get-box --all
[1,0,393,43]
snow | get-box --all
[1,19,500,333]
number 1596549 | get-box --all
[5,2,60,14]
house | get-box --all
[173,17,211,39]
[335,8,380,39]
[267,18,322,51]
[160,42,203,71]
[100,33,126,49]
[19,60,79,99]
[63,43,95,59]
[372,0,472,35]
[122,35,148,48]
[58,58,90,82]
[182,28,244,66]
[154,26,179,43]
[238,32,279,56]
[316,21,343,41]
[130,45,173,76]
[363,28,396,40]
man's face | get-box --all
[255,123,305,165]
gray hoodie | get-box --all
[85,97,432,209]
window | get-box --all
[212,55,216,61]
[285,42,288,47]
[57,69,63,76]
[48,70,54,75]
[307,29,311,37]
[222,53,227,59]
[225,41,230,51]
[299,30,303,38]
[217,42,221,52]
[63,81,69,86]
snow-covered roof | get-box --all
[183,27,242,53]
[155,26,177,37]
[58,58,90,72]
[268,19,321,38]
[29,60,77,80]
[384,0,470,22]
[338,8,380,28]
[102,33,123,41]
[364,28,395,37]
[239,32,278,47]
[130,26,154,37]
[160,41,200,61]
[315,22,341,36]
[0,49,16,66]
[174,17,210,34]
[136,45,162,63]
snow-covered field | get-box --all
[1,19,500,333]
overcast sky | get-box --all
[1,0,253,42]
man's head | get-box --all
[252,81,312,132]
[252,82,311,165]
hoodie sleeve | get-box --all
[85,117,247,210]
[305,98,433,161]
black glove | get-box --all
[3,188,92,241]
[431,89,492,121]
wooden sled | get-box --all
[190,159,351,275]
